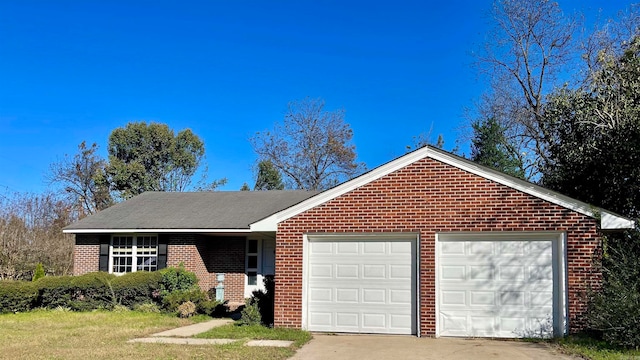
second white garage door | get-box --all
[306,235,417,335]
[437,234,563,338]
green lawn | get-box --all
[555,335,640,360]
[0,310,310,360]
[196,323,312,348]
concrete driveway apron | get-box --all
[290,334,576,360]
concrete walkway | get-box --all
[151,318,233,337]
[128,318,294,348]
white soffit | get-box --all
[250,146,634,231]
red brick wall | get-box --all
[73,234,101,275]
[208,237,245,304]
[275,156,601,336]
[73,233,247,304]
[167,234,213,291]
[163,234,247,304]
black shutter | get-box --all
[98,234,110,272]
[157,234,168,270]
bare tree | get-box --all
[48,141,112,217]
[582,4,640,77]
[250,97,365,190]
[406,122,447,152]
[0,192,75,280]
[475,0,580,179]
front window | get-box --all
[111,235,158,274]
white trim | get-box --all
[251,146,633,231]
[244,238,261,298]
[435,231,568,338]
[601,211,635,230]
[557,232,569,336]
[301,234,310,331]
[63,228,251,234]
[302,232,419,335]
[434,232,440,338]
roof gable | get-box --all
[250,146,634,231]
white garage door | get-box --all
[306,236,416,334]
[437,236,559,338]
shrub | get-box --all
[112,304,130,313]
[32,263,45,282]
[587,232,640,348]
[159,266,198,296]
[53,306,72,312]
[112,271,162,308]
[161,289,208,313]
[36,276,75,309]
[177,301,197,318]
[199,299,227,317]
[0,281,38,313]
[238,298,262,326]
[252,275,275,326]
[68,272,115,311]
[134,302,161,313]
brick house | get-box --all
[64,146,633,338]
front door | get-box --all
[245,238,276,297]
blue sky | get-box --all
[0,1,626,193]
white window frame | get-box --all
[109,234,159,274]
[245,238,261,297]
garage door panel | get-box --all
[310,264,332,278]
[470,291,494,306]
[336,288,359,302]
[307,237,416,334]
[438,238,556,338]
[363,241,385,253]
[310,241,333,254]
[309,288,332,302]
[337,242,359,254]
[336,264,359,278]
[390,241,412,254]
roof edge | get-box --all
[250,145,634,231]
[63,228,252,234]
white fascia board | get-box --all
[63,228,252,234]
[250,146,635,231]
[601,211,636,230]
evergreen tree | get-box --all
[254,160,284,191]
[471,118,525,179]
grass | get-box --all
[196,323,312,347]
[554,335,640,360]
[0,310,310,360]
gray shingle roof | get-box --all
[63,190,319,231]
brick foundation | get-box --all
[275,156,601,336]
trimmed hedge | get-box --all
[37,272,116,310]
[0,268,220,316]
[36,276,76,309]
[0,271,164,312]
[112,271,162,307]
[0,281,38,313]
